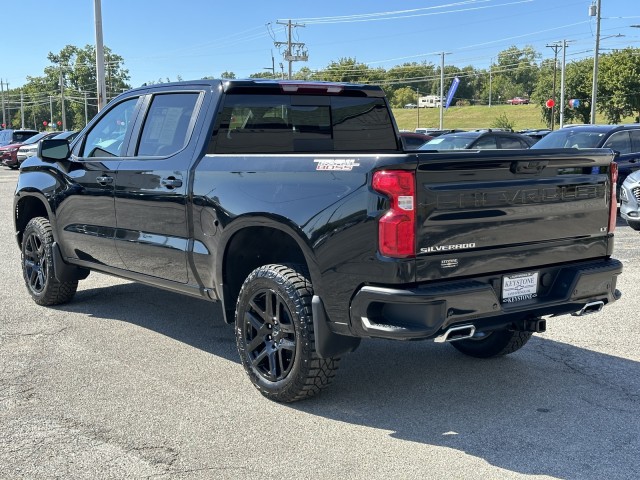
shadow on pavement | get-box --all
[54,281,639,479]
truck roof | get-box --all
[125,79,386,98]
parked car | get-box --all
[52,130,80,143]
[415,128,466,137]
[620,170,640,230]
[519,129,552,144]
[2,131,52,169]
[531,124,640,193]
[419,130,535,150]
[0,129,38,147]
[506,97,530,105]
[400,131,432,150]
[15,132,60,166]
[403,103,417,109]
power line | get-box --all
[273,20,308,79]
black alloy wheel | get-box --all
[235,264,340,402]
[243,285,297,382]
[21,217,78,306]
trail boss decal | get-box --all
[314,159,360,171]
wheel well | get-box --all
[15,196,49,247]
[222,226,308,323]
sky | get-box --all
[2,0,639,93]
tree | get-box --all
[390,86,418,108]
[384,62,437,99]
[598,48,640,123]
[495,45,540,98]
[563,58,593,124]
[44,44,130,129]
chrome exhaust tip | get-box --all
[572,301,605,317]
[434,324,476,343]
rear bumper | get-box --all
[348,258,622,341]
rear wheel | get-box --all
[235,264,340,402]
[450,329,533,358]
[21,217,78,306]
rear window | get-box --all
[532,129,607,149]
[420,135,476,150]
[13,131,38,143]
[211,94,398,154]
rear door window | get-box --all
[628,129,640,152]
[603,131,632,154]
[473,136,498,149]
[136,93,200,156]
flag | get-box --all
[445,77,460,109]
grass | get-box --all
[391,104,636,132]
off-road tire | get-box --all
[235,264,340,402]
[21,217,78,306]
[450,329,533,358]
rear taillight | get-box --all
[372,170,416,258]
[608,161,618,233]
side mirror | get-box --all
[38,138,71,162]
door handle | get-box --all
[161,177,183,189]
[96,176,114,186]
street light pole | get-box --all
[416,87,420,128]
[547,43,561,130]
[590,0,602,124]
[439,52,445,129]
[488,58,492,108]
[560,40,568,128]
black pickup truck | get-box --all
[14,79,622,402]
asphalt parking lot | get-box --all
[1,166,638,479]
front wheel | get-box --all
[22,217,78,306]
[450,329,533,358]
[235,264,340,402]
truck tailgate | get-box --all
[414,149,616,281]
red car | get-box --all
[399,132,433,150]
[507,97,530,105]
[1,132,54,169]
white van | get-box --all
[418,95,441,108]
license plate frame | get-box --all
[502,271,539,303]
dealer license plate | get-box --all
[502,272,539,303]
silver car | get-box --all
[620,170,640,231]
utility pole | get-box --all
[274,20,308,79]
[84,91,89,126]
[488,58,492,108]
[560,40,568,128]
[590,0,601,124]
[94,0,107,111]
[1,79,6,127]
[546,42,561,130]
[59,68,67,131]
[20,90,25,129]
[49,96,53,128]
